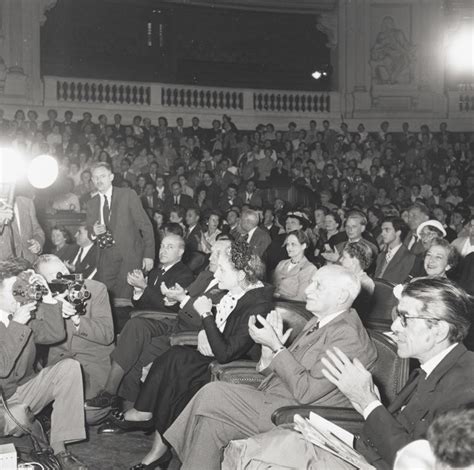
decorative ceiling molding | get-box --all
[157,0,337,14]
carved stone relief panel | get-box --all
[369,9,416,86]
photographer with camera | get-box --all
[34,254,115,424]
[0,259,88,470]
[0,195,45,263]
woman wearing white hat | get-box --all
[416,219,447,251]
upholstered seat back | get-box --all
[363,278,397,330]
[274,300,313,345]
[369,330,409,405]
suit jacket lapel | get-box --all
[109,189,119,229]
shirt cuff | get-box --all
[363,400,383,420]
[179,294,191,309]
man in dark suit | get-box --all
[87,238,229,410]
[127,234,194,312]
[115,158,137,187]
[184,208,202,254]
[215,158,235,191]
[240,179,263,208]
[111,113,126,140]
[186,116,206,143]
[164,265,378,469]
[375,217,416,283]
[68,224,98,279]
[240,209,271,258]
[262,208,282,240]
[319,277,474,470]
[172,117,186,147]
[269,158,291,186]
[0,195,45,263]
[404,203,430,256]
[141,183,163,217]
[164,182,194,215]
[41,108,61,136]
[218,184,243,214]
[86,162,155,301]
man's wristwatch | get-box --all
[200,311,213,319]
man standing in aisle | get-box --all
[86,163,155,302]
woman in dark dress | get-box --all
[110,241,274,469]
[50,225,78,264]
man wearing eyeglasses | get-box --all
[320,277,474,469]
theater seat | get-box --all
[361,278,397,331]
[271,330,409,434]
[168,299,312,381]
[209,299,312,384]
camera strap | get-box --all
[0,387,61,470]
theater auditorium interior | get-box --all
[0,0,473,469]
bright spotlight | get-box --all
[0,147,26,183]
[27,154,58,189]
[447,25,474,73]
[311,70,328,80]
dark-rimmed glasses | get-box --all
[395,310,443,328]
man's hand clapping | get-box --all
[321,347,380,415]
[161,282,187,303]
[127,269,147,290]
[248,310,293,353]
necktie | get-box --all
[77,247,84,263]
[153,267,167,286]
[103,195,110,225]
[396,368,427,417]
[407,235,417,250]
[174,196,179,205]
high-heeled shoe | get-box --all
[129,447,172,470]
[108,409,154,431]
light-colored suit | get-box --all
[164,309,377,470]
[0,196,45,263]
[47,280,114,399]
[272,256,317,301]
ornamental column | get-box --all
[0,0,57,105]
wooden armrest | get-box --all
[272,406,364,434]
[170,331,198,346]
[130,309,178,321]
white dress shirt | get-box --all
[99,187,113,225]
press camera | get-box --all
[48,272,91,315]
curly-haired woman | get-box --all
[109,241,274,469]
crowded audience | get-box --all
[0,109,473,470]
